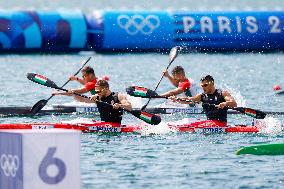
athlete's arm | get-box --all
[169,94,201,104]
[185,94,202,104]
[52,91,72,96]
[218,90,237,109]
[69,76,86,85]
[52,87,89,96]
[69,87,89,94]
[73,95,94,103]
[163,70,179,87]
[113,93,132,111]
[160,87,184,97]
[160,80,190,97]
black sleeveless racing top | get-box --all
[201,89,227,122]
[97,92,123,124]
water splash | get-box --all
[138,118,201,136]
[254,116,283,135]
[126,94,143,108]
[62,117,94,124]
[138,121,177,136]
[153,101,189,108]
[223,85,246,107]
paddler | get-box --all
[87,79,132,124]
[169,75,237,126]
[160,65,200,106]
[53,66,98,100]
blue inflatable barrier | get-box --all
[0,10,284,53]
[85,11,104,50]
[0,10,87,53]
[96,11,284,52]
[101,11,173,51]
[172,11,284,52]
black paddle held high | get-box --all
[29,57,91,114]
[127,85,267,119]
[140,46,180,110]
[27,73,161,125]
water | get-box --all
[80,133,284,189]
[1,0,284,188]
[1,52,284,188]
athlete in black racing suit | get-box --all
[89,79,132,124]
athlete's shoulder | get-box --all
[85,81,96,91]
[187,77,195,83]
[117,92,126,98]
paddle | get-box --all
[203,103,266,119]
[127,86,266,119]
[126,85,188,101]
[27,73,161,125]
[141,46,180,110]
[29,57,92,115]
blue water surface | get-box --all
[0,52,284,189]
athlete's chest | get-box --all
[101,93,118,104]
[203,94,219,103]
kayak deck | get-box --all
[0,122,264,134]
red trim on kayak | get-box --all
[0,121,262,133]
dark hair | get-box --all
[200,75,214,83]
[171,66,185,75]
[82,66,95,75]
[96,79,109,89]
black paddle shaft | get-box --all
[29,57,91,114]
[46,57,91,101]
[141,47,180,110]
[27,73,161,125]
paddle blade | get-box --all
[234,107,266,119]
[27,73,59,89]
[126,86,159,98]
[168,46,180,64]
[130,110,161,125]
[29,99,48,114]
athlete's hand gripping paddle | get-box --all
[202,103,266,119]
[27,73,161,125]
[29,57,92,115]
[141,46,181,110]
[127,86,266,119]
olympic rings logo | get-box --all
[117,14,160,35]
[0,154,19,177]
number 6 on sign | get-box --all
[39,147,66,184]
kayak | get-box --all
[236,143,284,155]
[0,105,205,116]
[1,105,284,116]
[0,121,264,134]
[0,122,140,133]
